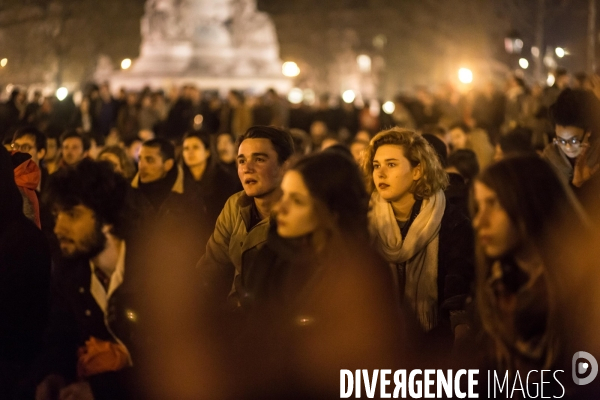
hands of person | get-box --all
[58,381,94,400]
[573,132,600,188]
[35,374,66,400]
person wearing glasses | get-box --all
[11,126,48,192]
[544,88,600,188]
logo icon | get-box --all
[572,351,598,385]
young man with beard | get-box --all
[197,126,294,309]
[35,159,145,400]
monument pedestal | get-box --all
[99,0,291,94]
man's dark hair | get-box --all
[448,149,480,182]
[43,158,134,239]
[549,88,600,135]
[60,130,91,151]
[142,138,175,161]
[422,133,448,168]
[499,128,535,156]
[236,126,295,164]
[13,126,47,152]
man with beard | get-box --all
[35,159,144,400]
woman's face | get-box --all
[372,144,420,203]
[555,125,585,159]
[472,181,519,259]
[183,137,210,167]
[275,170,320,238]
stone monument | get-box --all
[103,0,290,93]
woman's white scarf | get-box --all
[369,190,446,331]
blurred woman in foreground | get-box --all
[240,151,402,398]
[471,155,591,394]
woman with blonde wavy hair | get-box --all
[363,127,474,338]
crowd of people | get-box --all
[0,68,599,399]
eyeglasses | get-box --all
[11,143,34,152]
[554,136,583,147]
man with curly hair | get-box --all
[35,159,142,400]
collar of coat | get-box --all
[131,164,184,194]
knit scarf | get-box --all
[12,154,41,228]
[369,190,446,331]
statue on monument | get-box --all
[230,0,279,53]
[114,0,287,85]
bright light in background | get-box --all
[458,68,473,84]
[342,90,356,104]
[121,58,132,70]
[555,47,565,58]
[514,39,524,50]
[531,47,540,58]
[303,89,316,106]
[357,54,371,73]
[193,114,203,126]
[369,99,380,117]
[382,101,395,115]
[287,88,304,104]
[282,61,300,77]
[73,90,83,105]
[0,58,7,67]
[56,87,68,101]
[544,55,557,69]
[547,74,556,86]
[519,58,529,69]
[372,34,387,50]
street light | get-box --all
[56,87,68,101]
[282,61,300,77]
[519,58,529,69]
[357,55,372,73]
[121,58,132,70]
[458,68,473,84]
[0,58,6,68]
[287,88,303,104]
[342,90,356,104]
[555,47,565,58]
[382,101,395,115]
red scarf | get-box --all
[12,155,41,228]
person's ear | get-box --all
[412,163,423,181]
[38,148,46,160]
[205,149,211,159]
[164,158,174,171]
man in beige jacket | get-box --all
[197,126,294,309]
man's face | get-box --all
[46,138,59,161]
[13,134,45,165]
[138,145,173,183]
[555,125,586,159]
[62,137,86,166]
[237,138,284,198]
[53,205,106,259]
[449,128,468,150]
